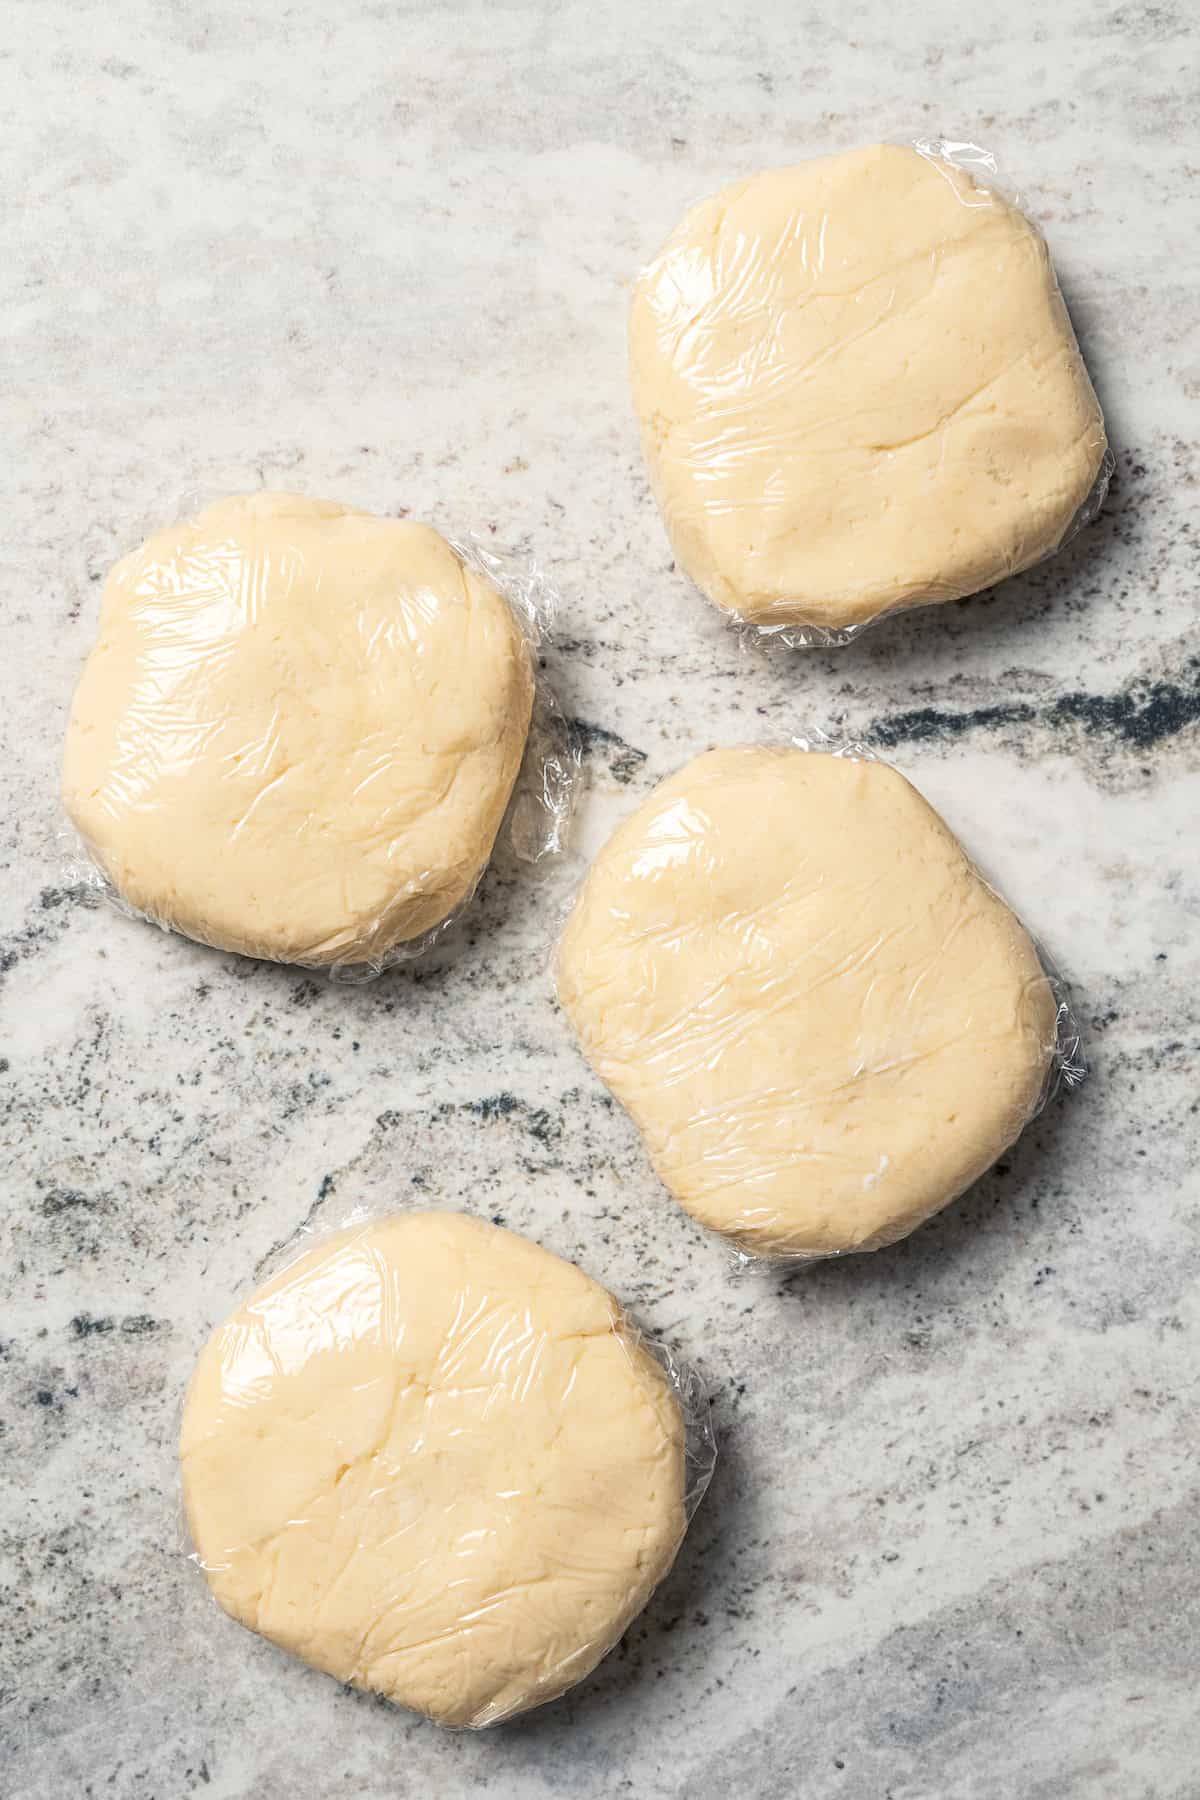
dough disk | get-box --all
[558,748,1057,1256]
[63,494,534,965]
[630,144,1108,632]
[180,1211,687,1726]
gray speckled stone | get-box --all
[3,3,1198,1796]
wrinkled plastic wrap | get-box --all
[179,1209,715,1727]
[557,740,1082,1262]
[63,492,578,977]
[630,139,1113,646]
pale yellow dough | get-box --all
[180,1212,686,1726]
[63,494,534,965]
[630,144,1108,632]
[558,749,1057,1257]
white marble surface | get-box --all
[4,3,1199,1796]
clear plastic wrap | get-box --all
[179,1208,715,1727]
[629,139,1113,647]
[62,491,578,976]
[557,741,1082,1262]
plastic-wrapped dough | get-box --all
[63,492,575,973]
[180,1210,715,1726]
[630,140,1111,644]
[558,744,1080,1259]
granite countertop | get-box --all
[4,3,1197,1796]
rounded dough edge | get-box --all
[630,144,1107,630]
[558,746,1059,1256]
[63,493,535,966]
[180,1210,688,1725]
